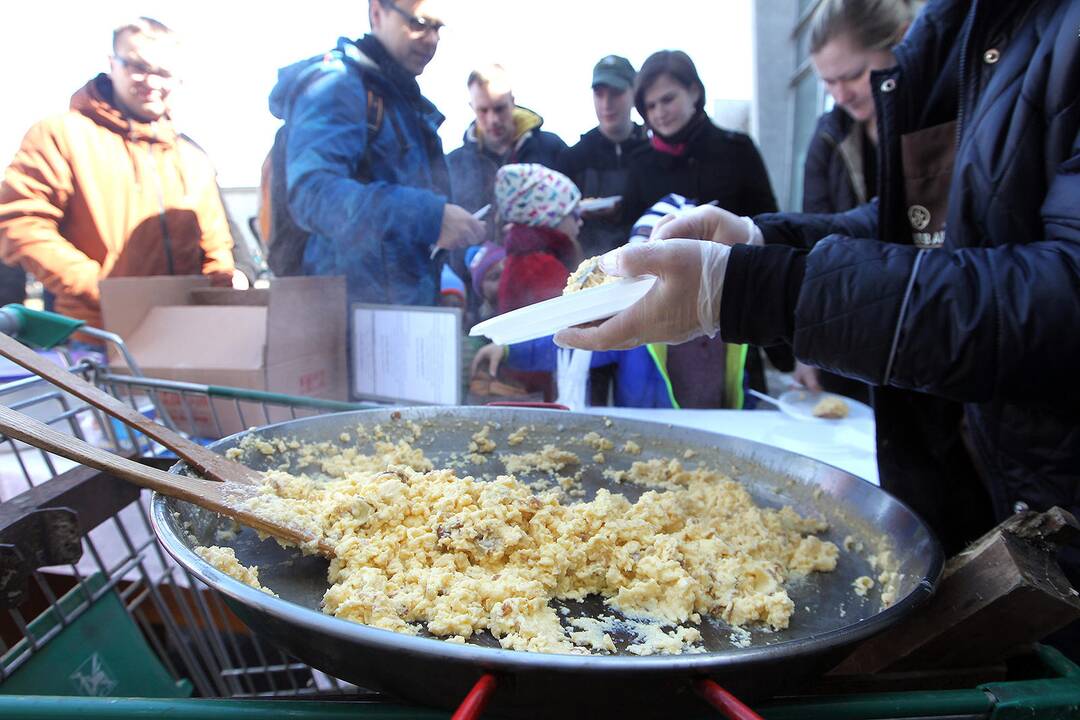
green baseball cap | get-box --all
[591,55,636,91]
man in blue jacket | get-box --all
[269,0,484,305]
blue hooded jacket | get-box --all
[269,36,451,306]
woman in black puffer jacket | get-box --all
[795,0,917,402]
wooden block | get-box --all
[832,507,1080,674]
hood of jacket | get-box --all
[71,74,177,146]
[270,36,382,120]
[462,105,545,154]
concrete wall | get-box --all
[752,1,802,211]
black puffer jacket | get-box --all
[802,107,872,215]
[722,0,1080,559]
[801,107,876,403]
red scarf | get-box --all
[650,133,688,157]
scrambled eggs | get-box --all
[202,430,841,656]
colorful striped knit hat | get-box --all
[494,163,581,229]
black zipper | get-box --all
[955,0,978,149]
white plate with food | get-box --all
[578,195,622,213]
[469,276,655,345]
[777,390,874,423]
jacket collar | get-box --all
[348,35,445,131]
[582,123,646,150]
[71,74,177,145]
[464,105,546,158]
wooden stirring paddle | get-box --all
[0,403,334,556]
[0,332,263,486]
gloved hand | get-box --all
[554,239,730,351]
[650,205,762,246]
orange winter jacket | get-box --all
[0,75,234,328]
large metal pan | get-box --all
[151,407,942,718]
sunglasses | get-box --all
[383,1,445,35]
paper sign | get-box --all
[351,304,462,405]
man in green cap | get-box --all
[557,55,648,257]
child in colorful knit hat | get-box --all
[471,184,755,410]
[493,163,583,314]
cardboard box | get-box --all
[99,276,347,438]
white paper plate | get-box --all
[578,196,622,213]
[777,389,874,423]
[469,276,656,345]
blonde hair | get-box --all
[467,64,512,94]
[112,16,175,53]
[809,0,914,55]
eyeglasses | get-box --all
[113,55,177,85]
[383,1,445,35]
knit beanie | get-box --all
[494,163,582,229]
[467,241,507,292]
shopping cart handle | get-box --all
[0,304,85,349]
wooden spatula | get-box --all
[0,403,334,556]
[0,332,263,486]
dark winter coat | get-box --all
[557,124,648,255]
[621,119,778,226]
[801,106,877,403]
[802,106,872,215]
[721,0,1080,563]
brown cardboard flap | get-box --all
[189,288,271,307]
[98,275,348,433]
[124,306,268,371]
[99,276,209,360]
[267,353,347,401]
[266,276,347,365]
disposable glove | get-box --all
[554,239,729,351]
[651,205,762,246]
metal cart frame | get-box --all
[0,305,371,702]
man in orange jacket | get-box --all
[0,17,235,329]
